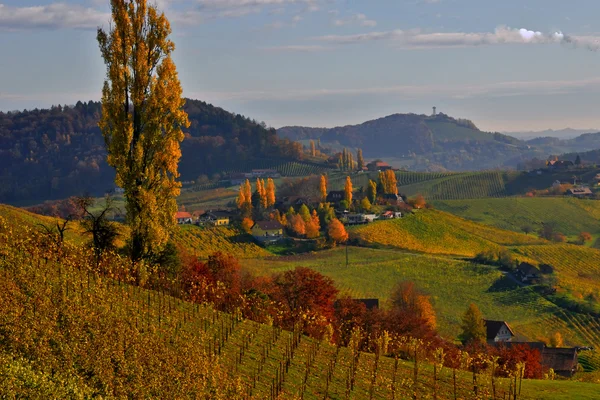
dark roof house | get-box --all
[484,320,515,344]
[327,190,346,204]
[567,187,593,197]
[542,348,579,377]
[516,262,541,283]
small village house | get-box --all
[484,320,515,344]
[495,342,579,377]
[380,193,404,206]
[567,187,593,198]
[547,160,574,170]
[326,190,346,204]
[381,211,402,219]
[516,262,541,283]
[367,161,392,171]
[175,211,193,224]
[251,220,284,244]
[199,211,231,226]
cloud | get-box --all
[332,13,377,28]
[312,26,600,50]
[261,44,330,52]
[189,77,600,103]
[0,3,109,31]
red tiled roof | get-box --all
[175,211,193,219]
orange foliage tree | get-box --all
[266,178,276,208]
[328,218,348,244]
[344,176,353,203]
[241,217,254,233]
[320,175,327,202]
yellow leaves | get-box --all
[344,176,352,204]
[98,0,188,260]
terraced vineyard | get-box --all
[6,220,600,398]
[513,244,600,296]
[221,159,335,177]
[400,171,511,200]
[176,225,271,259]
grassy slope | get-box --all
[350,209,543,257]
[2,211,599,398]
[176,224,271,259]
[244,248,589,345]
[433,197,600,237]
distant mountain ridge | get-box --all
[279,113,530,171]
[505,128,599,140]
[279,114,600,171]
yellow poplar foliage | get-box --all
[243,179,252,207]
[288,214,306,236]
[320,175,327,202]
[305,210,321,239]
[236,185,246,210]
[328,218,348,244]
[357,148,365,170]
[344,176,353,204]
[266,178,276,207]
[310,140,316,157]
[256,178,267,209]
[97,0,189,261]
[385,170,398,195]
[416,295,437,331]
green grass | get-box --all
[2,219,599,398]
[434,197,600,237]
[350,210,543,258]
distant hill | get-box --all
[279,113,535,171]
[0,100,306,204]
[505,128,598,140]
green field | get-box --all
[2,211,600,398]
[350,209,543,257]
[434,197,600,238]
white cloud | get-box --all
[313,26,600,50]
[0,3,109,31]
[333,13,377,28]
[261,44,329,52]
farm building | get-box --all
[381,211,402,219]
[567,187,593,198]
[494,342,579,377]
[199,211,231,226]
[326,190,346,204]
[380,193,404,206]
[367,161,392,171]
[334,298,380,311]
[175,211,193,224]
[516,262,541,283]
[251,221,284,244]
[547,160,574,170]
[484,320,515,344]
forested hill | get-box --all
[0,99,303,204]
[279,113,535,171]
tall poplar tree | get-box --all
[319,175,328,202]
[344,176,353,204]
[266,178,276,208]
[357,148,365,170]
[97,0,190,262]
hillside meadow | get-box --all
[2,211,600,398]
[434,197,600,239]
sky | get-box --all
[2,0,600,132]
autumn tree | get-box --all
[384,170,398,194]
[242,217,254,234]
[298,204,311,223]
[344,176,353,204]
[360,197,371,212]
[579,231,592,245]
[305,209,321,239]
[357,148,365,170]
[320,174,328,202]
[237,179,253,217]
[317,202,336,226]
[549,332,564,348]
[288,214,306,237]
[328,218,348,244]
[390,281,436,331]
[97,0,190,262]
[367,179,377,204]
[460,303,486,345]
[266,178,276,208]
[310,140,316,157]
[410,194,426,209]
